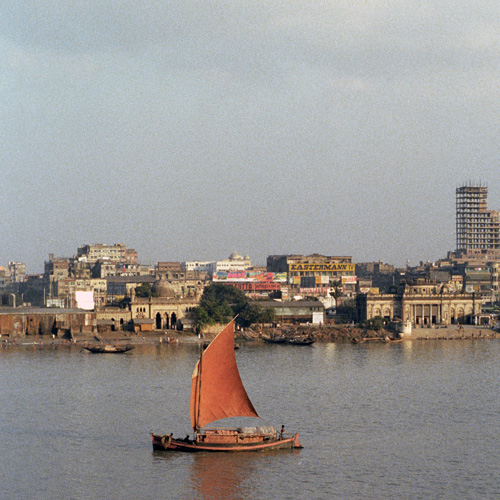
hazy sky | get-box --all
[2,1,500,273]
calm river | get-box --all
[1,339,500,500]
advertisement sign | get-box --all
[299,287,331,294]
[212,271,287,282]
[75,291,95,310]
[342,276,357,284]
[289,263,355,272]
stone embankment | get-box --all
[1,324,498,349]
[239,324,500,343]
[239,325,385,343]
[408,325,499,341]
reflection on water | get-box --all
[190,453,255,500]
[2,340,500,499]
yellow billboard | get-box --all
[289,263,355,272]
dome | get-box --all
[153,278,175,297]
[229,251,243,261]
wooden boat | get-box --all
[287,336,315,346]
[261,333,287,344]
[152,319,302,452]
[84,344,133,353]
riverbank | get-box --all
[1,324,498,349]
[408,325,499,340]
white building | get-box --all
[181,261,214,273]
[183,252,251,274]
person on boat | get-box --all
[280,425,285,439]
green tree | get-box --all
[330,280,343,306]
[363,316,385,331]
[194,283,273,330]
[239,303,276,326]
[135,282,158,298]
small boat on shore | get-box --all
[152,319,302,452]
[84,344,133,354]
[287,336,315,346]
[261,333,287,344]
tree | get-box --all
[135,282,159,298]
[194,283,274,330]
[239,303,276,326]
[363,316,385,331]
[330,280,343,307]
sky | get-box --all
[2,1,500,273]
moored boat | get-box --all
[84,344,133,353]
[152,319,302,452]
[261,333,287,344]
[287,336,315,345]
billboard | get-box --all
[342,276,357,284]
[212,271,287,282]
[75,291,95,310]
[289,263,355,272]
[299,287,331,294]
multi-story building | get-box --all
[44,255,71,282]
[182,261,214,273]
[267,254,355,294]
[213,252,251,272]
[356,281,482,326]
[156,262,182,276]
[77,243,138,264]
[92,261,150,279]
[456,184,500,252]
[8,261,26,283]
[0,266,8,292]
[182,252,251,274]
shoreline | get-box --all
[406,325,499,340]
[1,324,498,349]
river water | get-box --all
[1,339,500,500]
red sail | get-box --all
[190,320,259,431]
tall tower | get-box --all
[456,184,500,251]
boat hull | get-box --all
[151,433,302,452]
[84,345,133,353]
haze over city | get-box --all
[2,2,500,273]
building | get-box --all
[156,262,182,276]
[356,282,481,326]
[0,307,95,338]
[130,296,198,330]
[213,252,251,272]
[77,243,138,264]
[0,267,8,292]
[182,261,214,273]
[257,300,325,325]
[355,261,396,293]
[92,261,150,279]
[267,254,355,295]
[8,262,26,283]
[44,255,71,282]
[456,184,500,252]
[106,275,157,302]
[182,252,251,274]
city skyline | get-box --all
[2,2,500,273]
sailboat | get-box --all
[151,319,302,452]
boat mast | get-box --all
[195,346,203,433]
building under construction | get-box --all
[456,184,500,252]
